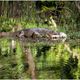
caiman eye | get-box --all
[16,34,18,37]
[16,33,19,37]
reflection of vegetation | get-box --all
[0,38,80,79]
[36,45,51,58]
[61,55,78,79]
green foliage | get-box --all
[0,1,80,79]
[0,39,19,79]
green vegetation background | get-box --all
[0,1,80,79]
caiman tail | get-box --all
[0,32,11,38]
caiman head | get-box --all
[50,32,67,42]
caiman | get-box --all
[0,28,67,42]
